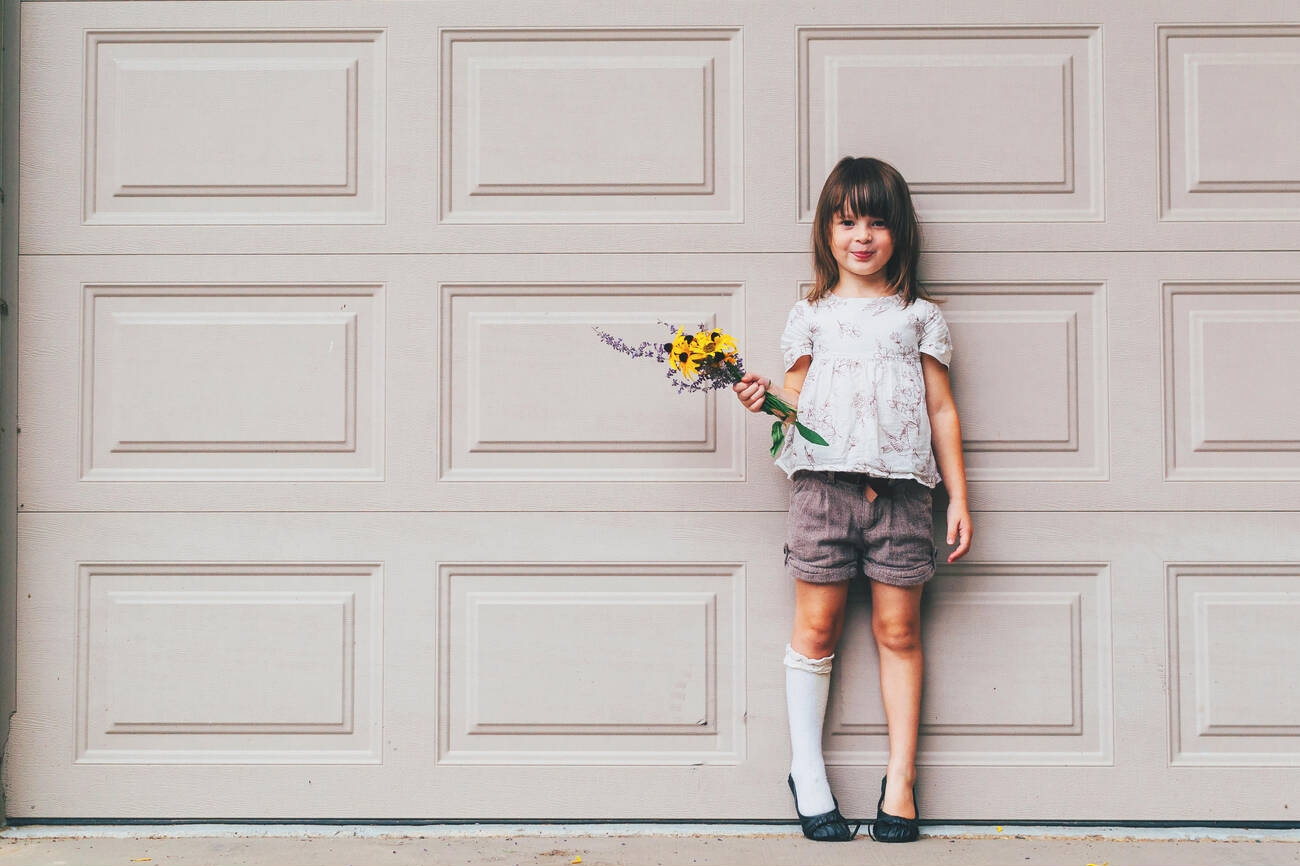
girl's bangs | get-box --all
[831,170,900,227]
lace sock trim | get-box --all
[784,644,834,675]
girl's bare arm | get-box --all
[921,354,972,562]
[733,356,811,416]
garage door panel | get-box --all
[20,2,427,255]
[436,563,744,765]
[1160,25,1300,222]
[1168,564,1300,767]
[77,562,383,764]
[81,283,385,482]
[440,27,741,224]
[12,520,414,816]
[1164,282,1300,480]
[19,256,415,506]
[84,29,385,225]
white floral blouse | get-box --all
[774,293,953,487]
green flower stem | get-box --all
[762,392,795,421]
[760,393,827,453]
[724,363,827,452]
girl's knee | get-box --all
[792,616,842,658]
[872,614,921,653]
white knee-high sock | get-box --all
[784,644,836,815]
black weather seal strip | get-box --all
[6,818,1300,830]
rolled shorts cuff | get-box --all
[864,559,935,587]
[785,549,857,585]
[785,543,857,582]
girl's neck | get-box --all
[833,272,895,299]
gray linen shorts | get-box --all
[785,470,937,587]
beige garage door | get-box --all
[7,0,1300,821]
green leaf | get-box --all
[769,420,786,457]
[793,421,828,446]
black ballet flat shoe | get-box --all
[787,774,861,842]
[869,775,920,843]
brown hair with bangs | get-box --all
[809,156,927,306]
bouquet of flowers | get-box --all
[595,323,827,457]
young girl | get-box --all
[734,156,971,843]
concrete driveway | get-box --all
[3,825,1300,866]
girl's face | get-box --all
[830,211,894,293]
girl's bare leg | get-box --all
[791,578,851,659]
[870,579,925,819]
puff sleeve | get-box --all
[780,301,814,371]
[917,301,953,367]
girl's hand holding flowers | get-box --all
[734,372,775,414]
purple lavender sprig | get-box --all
[593,326,669,363]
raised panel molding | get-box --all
[441,28,741,223]
[825,563,1112,766]
[798,26,1101,222]
[464,56,714,195]
[1188,311,1300,450]
[437,563,745,764]
[464,591,716,734]
[439,283,744,481]
[931,282,1108,480]
[101,589,357,733]
[81,284,384,482]
[109,58,359,196]
[1168,564,1300,766]
[1160,26,1300,220]
[946,311,1078,450]
[1164,283,1300,479]
[76,562,383,763]
[84,30,385,224]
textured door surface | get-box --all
[8,0,1300,820]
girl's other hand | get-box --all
[945,501,972,563]
[732,372,770,413]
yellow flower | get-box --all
[668,329,703,379]
[706,329,738,356]
[673,352,700,379]
[685,329,738,377]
